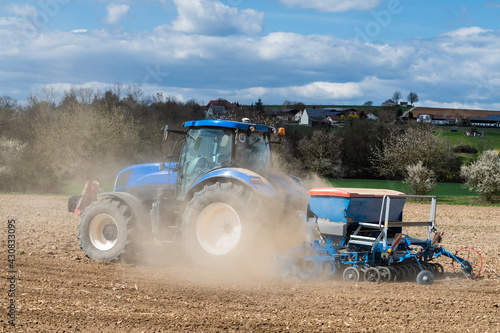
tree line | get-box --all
[0,87,498,201]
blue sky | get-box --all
[2,0,500,109]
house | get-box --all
[205,105,227,119]
[470,114,500,127]
[416,114,431,123]
[299,108,356,127]
[403,107,500,126]
[365,112,378,121]
[431,115,458,125]
[277,109,301,123]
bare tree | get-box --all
[0,95,17,109]
[407,92,419,105]
[297,130,343,178]
[392,91,402,105]
[32,101,142,182]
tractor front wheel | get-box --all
[182,182,258,269]
[78,198,136,262]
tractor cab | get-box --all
[176,120,274,199]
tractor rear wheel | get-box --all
[78,198,136,262]
[182,182,258,269]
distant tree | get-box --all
[461,150,500,202]
[101,90,120,110]
[185,99,202,118]
[297,130,343,178]
[0,137,26,191]
[363,101,373,106]
[407,92,419,105]
[404,161,436,195]
[294,102,306,110]
[396,108,403,118]
[0,95,17,109]
[283,100,305,110]
[126,83,144,103]
[32,101,142,182]
[254,97,264,112]
[337,120,389,177]
[372,124,457,180]
[217,98,228,107]
[392,91,402,105]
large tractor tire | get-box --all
[78,198,137,262]
[182,182,259,269]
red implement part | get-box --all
[451,247,483,279]
[75,181,99,215]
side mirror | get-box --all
[163,125,169,141]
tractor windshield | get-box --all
[177,127,271,198]
[178,128,233,198]
[234,131,271,175]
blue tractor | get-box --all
[69,119,308,266]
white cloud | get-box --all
[441,26,493,39]
[279,0,380,12]
[105,3,130,24]
[3,9,500,108]
[286,81,363,100]
[169,0,264,35]
[6,4,38,18]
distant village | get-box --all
[204,99,500,128]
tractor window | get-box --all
[235,132,271,175]
[178,128,233,198]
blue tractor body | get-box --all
[70,119,308,265]
[110,119,306,204]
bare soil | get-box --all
[1,195,499,332]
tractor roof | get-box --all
[183,120,275,134]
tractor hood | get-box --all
[114,162,178,191]
[189,167,308,208]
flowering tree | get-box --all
[460,150,500,202]
[372,124,456,180]
[404,161,436,195]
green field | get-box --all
[325,178,498,206]
[437,127,500,152]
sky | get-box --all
[2,0,500,109]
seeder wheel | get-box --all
[343,267,360,282]
[387,266,398,281]
[430,262,444,276]
[376,266,392,282]
[416,270,434,285]
[364,267,381,283]
[319,261,335,279]
[451,247,483,279]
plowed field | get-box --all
[1,195,499,332]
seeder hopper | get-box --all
[280,188,483,285]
